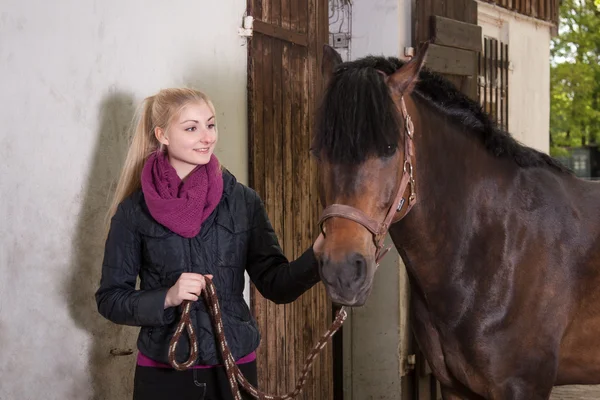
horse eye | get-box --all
[383,144,397,157]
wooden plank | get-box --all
[444,0,456,21]
[464,0,478,101]
[478,40,482,105]
[292,54,308,400]
[431,0,445,34]
[249,0,264,21]
[312,1,325,399]
[500,39,504,131]
[462,76,478,101]
[292,0,308,400]
[306,1,317,399]
[414,0,433,47]
[425,43,477,76]
[529,0,534,18]
[262,33,278,394]
[286,0,298,395]
[270,0,286,393]
[281,0,291,30]
[493,38,499,123]
[540,0,545,21]
[281,0,293,394]
[431,15,482,52]
[466,0,478,25]
[503,42,509,130]
[292,2,307,399]
[483,38,489,115]
[282,41,296,399]
[253,19,309,46]
[248,0,266,386]
[318,1,331,399]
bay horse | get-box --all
[313,44,600,399]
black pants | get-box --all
[133,361,258,400]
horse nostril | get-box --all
[348,253,367,279]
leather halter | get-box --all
[318,96,417,266]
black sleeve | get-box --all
[95,202,175,327]
[245,194,321,304]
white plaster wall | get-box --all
[342,1,412,398]
[350,0,411,59]
[478,2,552,153]
[0,1,248,399]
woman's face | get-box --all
[156,101,218,178]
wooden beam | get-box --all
[425,44,478,76]
[253,19,309,46]
[430,15,482,52]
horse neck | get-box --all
[389,96,515,294]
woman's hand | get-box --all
[313,232,325,256]
[164,273,213,309]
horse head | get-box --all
[313,44,428,306]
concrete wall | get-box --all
[339,1,413,398]
[0,1,248,399]
[477,1,552,152]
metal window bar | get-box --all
[478,36,509,132]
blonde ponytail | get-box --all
[104,96,158,233]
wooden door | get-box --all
[246,0,332,399]
[410,1,482,398]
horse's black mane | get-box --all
[313,56,570,173]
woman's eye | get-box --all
[185,126,197,132]
[208,124,216,129]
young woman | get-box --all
[95,88,324,400]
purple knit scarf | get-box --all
[141,151,224,238]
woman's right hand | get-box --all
[164,273,213,309]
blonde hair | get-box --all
[105,88,216,231]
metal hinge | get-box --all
[401,353,417,376]
[238,16,254,37]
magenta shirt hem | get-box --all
[137,351,257,369]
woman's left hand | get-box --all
[312,232,325,256]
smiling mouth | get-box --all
[194,147,210,153]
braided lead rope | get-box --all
[168,277,348,400]
[168,300,199,371]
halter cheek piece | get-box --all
[318,96,417,266]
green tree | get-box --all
[550,0,600,157]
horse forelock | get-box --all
[312,58,404,166]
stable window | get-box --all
[479,36,509,132]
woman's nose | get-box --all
[200,129,216,142]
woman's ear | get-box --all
[155,127,169,146]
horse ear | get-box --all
[321,44,343,84]
[388,42,429,95]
